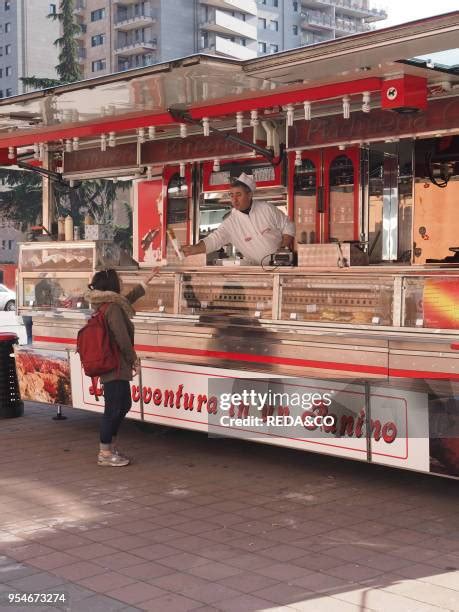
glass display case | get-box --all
[121,274,176,314]
[179,274,274,317]
[21,274,90,310]
[19,240,135,273]
[279,275,394,325]
[18,241,137,312]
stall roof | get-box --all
[0,11,457,150]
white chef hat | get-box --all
[231,172,256,192]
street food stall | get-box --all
[1,12,459,478]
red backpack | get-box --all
[77,304,120,378]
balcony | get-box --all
[118,54,155,71]
[335,18,370,34]
[115,13,155,30]
[75,23,87,38]
[200,0,257,16]
[302,32,331,45]
[200,9,257,40]
[301,0,386,22]
[301,12,333,29]
[202,35,257,60]
[114,38,157,55]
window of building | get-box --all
[5,44,11,55]
[270,44,279,53]
[49,4,57,14]
[293,1,298,12]
[91,33,105,46]
[4,1,11,10]
[270,20,279,31]
[260,0,267,4]
[258,17,266,28]
[273,0,278,5]
[91,8,106,22]
[5,66,12,76]
[241,38,247,46]
[0,47,3,56]
[8,240,12,250]
[6,88,12,96]
[0,91,3,98]
[258,41,267,53]
[5,22,11,33]
[0,69,2,78]
[293,25,298,35]
[91,59,106,72]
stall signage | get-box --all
[141,128,255,165]
[63,143,138,174]
[289,98,459,148]
[202,159,282,192]
[70,354,429,471]
[209,166,275,186]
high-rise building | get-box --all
[73,0,387,78]
[0,0,59,98]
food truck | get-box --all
[1,12,459,478]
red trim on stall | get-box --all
[189,77,382,119]
[0,111,173,148]
[0,78,383,149]
[32,334,459,380]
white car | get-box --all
[0,284,16,311]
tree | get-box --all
[21,0,81,90]
[0,169,42,228]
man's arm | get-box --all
[182,241,206,257]
[271,206,296,249]
[183,221,231,257]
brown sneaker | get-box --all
[98,452,130,467]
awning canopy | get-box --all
[0,11,457,152]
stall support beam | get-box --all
[42,149,54,236]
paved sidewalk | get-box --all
[0,402,458,612]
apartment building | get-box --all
[74,0,386,78]
[0,0,59,97]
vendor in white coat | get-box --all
[182,173,295,265]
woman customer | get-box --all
[84,268,156,467]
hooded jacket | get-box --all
[84,284,145,383]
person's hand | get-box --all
[132,358,140,376]
[144,267,161,284]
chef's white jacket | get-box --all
[203,201,295,265]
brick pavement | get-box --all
[0,402,458,612]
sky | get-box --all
[376,0,459,27]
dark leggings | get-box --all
[100,380,132,445]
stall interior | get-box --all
[413,136,459,264]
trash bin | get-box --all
[0,333,24,418]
